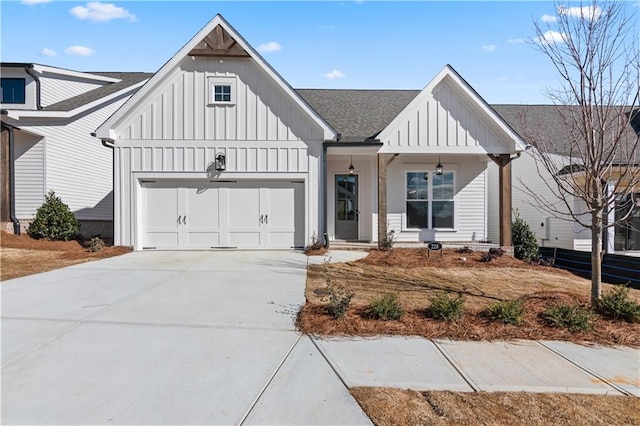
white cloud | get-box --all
[508,38,525,44]
[21,0,50,5]
[257,41,282,53]
[41,48,57,57]
[65,45,95,56]
[481,44,496,52]
[324,69,345,79]
[558,5,602,21]
[541,14,558,23]
[537,30,567,45]
[70,2,137,22]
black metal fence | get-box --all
[539,247,640,289]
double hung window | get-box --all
[406,171,454,229]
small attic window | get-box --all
[208,76,236,105]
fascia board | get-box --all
[32,64,121,83]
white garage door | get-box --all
[142,180,305,250]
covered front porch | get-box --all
[325,148,516,248]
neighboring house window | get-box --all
[406,171,455,229]
[208,76,236,105]
[1,78,26,104]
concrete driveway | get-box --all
[2,251,370,425]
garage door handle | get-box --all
[264,215,268,224]
[259,214,264,224]
[183,216,187,225]
[177,215,182,224]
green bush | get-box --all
[543,303,592,332]
[327,284,353,319]
[597,285,640,323]
[486,299,525,325]
[305,232,324,252]
[512,210,539,261]
[27,191,79,241]
[88,237,105,253]
[428,292,465,321]
[379,229,396,251]
[365,293,404,321]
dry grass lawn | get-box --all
[351,387,640,426]
[299,248,640,347]
[1,231,131,281]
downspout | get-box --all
[24,65,42,110]
[93,133,115,243]
[2,122,21,234]
[322,143,329,248]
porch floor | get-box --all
[330,240,501,251]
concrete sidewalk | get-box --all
[315,336,640,397]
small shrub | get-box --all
[379,229,396,251]
[543,303,592,332]
[305,232,324,252]
[27,191,79,241]
[486,299,525,325]
[327,284,353,319]
[88,237,105,252]
[512,210,539,261]
[489,247,505,256]
[597,285,640,323]
[479,252,496,262]
[456,246,473,254]
[428,292,465,321]
[365,293,404,321]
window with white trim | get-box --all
[208,76,236,105]
[406,171,455,229]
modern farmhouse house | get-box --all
[94,14,527,251]
[1,63,151,236]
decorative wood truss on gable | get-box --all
[188,25,250,58]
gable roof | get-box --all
[95,14,336,141]
[296,89,419,142]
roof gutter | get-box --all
[2,122,21,234]
[24,64,42,110]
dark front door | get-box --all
[335,174,358,240]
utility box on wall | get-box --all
[539,217,550,241]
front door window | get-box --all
[335,175,358,240]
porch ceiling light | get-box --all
[436,156,444,176]
[349,156,355,175]
[215,153,226,171]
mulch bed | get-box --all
[297,292,640,347]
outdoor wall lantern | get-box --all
[215,153,226,171]
[348,155,355,175]
[435,156,444,176]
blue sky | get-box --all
[1,1,636,104]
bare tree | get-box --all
[520,0,640,307]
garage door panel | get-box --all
[146,232,179,248]
[228,232,262,248]
[228,188,261,230]
[186,232,221,248]
[142,180,304,250]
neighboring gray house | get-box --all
[94,14,525,251]
[491,105,640,255]
[1,63,152,236]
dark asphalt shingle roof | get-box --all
[43,72,153,112]
[296,89,419,142]
[492,104,639,157]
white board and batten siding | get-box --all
[110,56,327,249]
[378,77,515,155]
